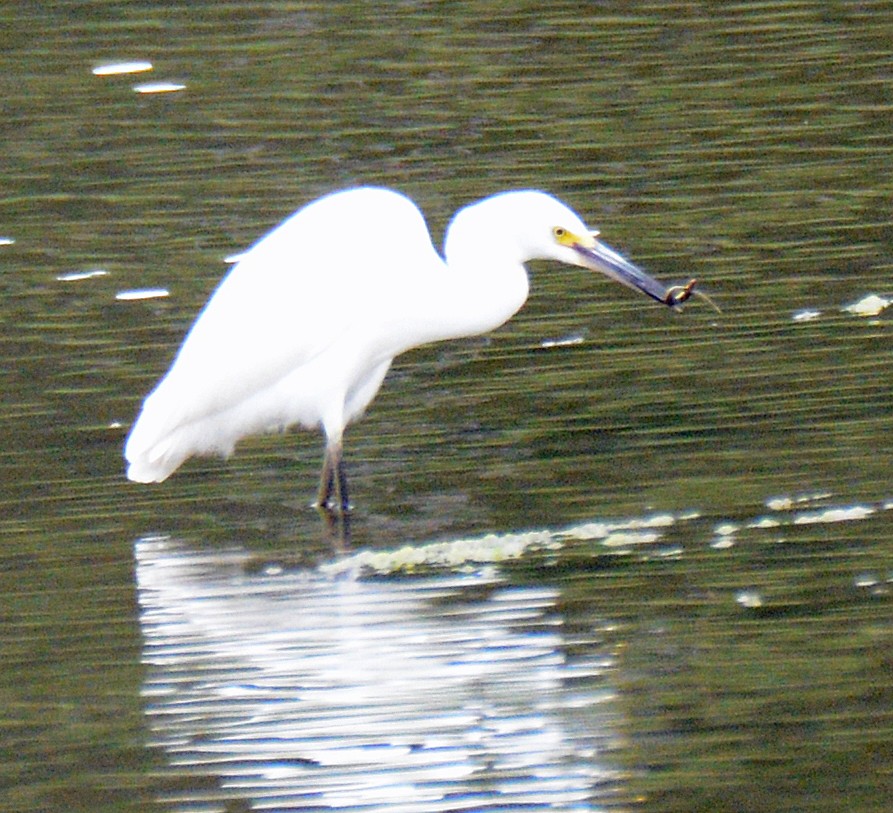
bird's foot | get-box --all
[315,500,351,550]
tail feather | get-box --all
[124,398,242,483]
[124,425,185,483]
[124,366,310,482]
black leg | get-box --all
[316,441,350,513]
[334,452,350,513]
[317,451,335,509]
[318,500,351,551]
[315,441,351,550]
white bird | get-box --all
[125,187,693,512]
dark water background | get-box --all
[1,1,892,811]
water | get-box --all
[137,539,619,811]
[2,1,892,811]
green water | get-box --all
[1,1,892,811]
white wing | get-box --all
[125,188,440,481]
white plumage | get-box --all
[125,187,681,510]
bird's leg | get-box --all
[317,452,335,510]
[316,440,350,513]
[318,498,351,551]
[335,452,350,514]
[315,440,352,549]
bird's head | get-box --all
[447,190,692,307]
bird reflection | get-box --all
[136,536,622,811]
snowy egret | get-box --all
[125,186,694,512]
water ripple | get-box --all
[137,538,621,811]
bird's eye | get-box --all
[552,226,576,247]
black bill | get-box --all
[574,238,696,307]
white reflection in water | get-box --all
[136,538,620,812]
[842,293,891,317]
[57,268,108,282]
[133,81,187,94]
[116,287,170,301]
[92,60,153,76]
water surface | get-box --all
[1,1,892,811]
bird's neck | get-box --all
[430,210,532,339]
[416,251,530,346]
